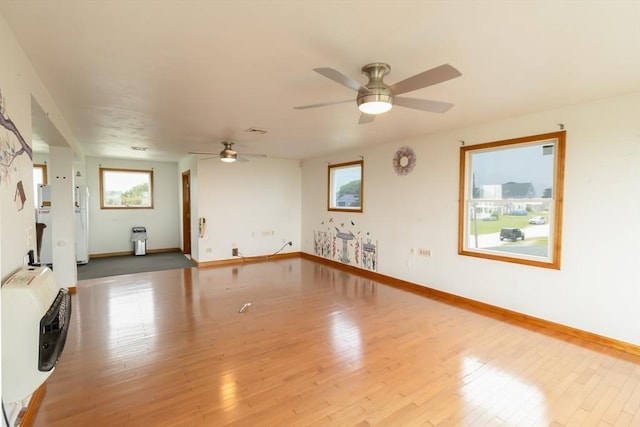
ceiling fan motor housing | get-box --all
[357,62,393,113]
[219,141,237,161]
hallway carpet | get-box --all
[77,251,194,280]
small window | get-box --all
[100,168,154,209]
[33,164,47,208]
[328,160,363,212]
[458,131,565,269]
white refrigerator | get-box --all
[75,186,89,264]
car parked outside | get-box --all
[529,216,546,224]
[500,228,525,241]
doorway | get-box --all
[181,171,191,255]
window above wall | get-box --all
[458,131,566,269]
[100,168,154,209]
[328,160,363,213]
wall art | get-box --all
[1,89,33,211]
[313,218,378,271]
[392,146,416,176]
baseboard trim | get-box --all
[20,383,46,427]
[195,251,300,268]
[90,247,182,259]
[301,253,640,357]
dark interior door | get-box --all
[181,171,191,255]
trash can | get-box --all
[132,226,147,256]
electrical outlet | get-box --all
[26,226,33,246]
[206,248,212,253]
[232,248,238,257]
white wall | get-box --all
[1,17,36,282]
[196,157,301,262]
[48,146,77,286]
[85,157,181,254]
[302,92,640,346]
[0,14,78,282]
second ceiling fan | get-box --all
[295,62,461,124]
[189,141,266,163]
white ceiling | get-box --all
[2,1,639,162]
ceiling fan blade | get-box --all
[294,99,354,110]
[188,152,219,160]
[358,113,375,124]
[314,68,370,93]
[394,97,454,113]
[390,64,461,95]
[189,147,266,162]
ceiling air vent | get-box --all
[244,127,268,135]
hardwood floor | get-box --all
[32,259,640,426]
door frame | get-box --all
[181,170,191,255]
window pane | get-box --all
[459,131,565,269]
[33,164,47,208]
[100,168,153,209]
[328,161,363,212]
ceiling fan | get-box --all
[294,62,461,123]
[189,141,266,163]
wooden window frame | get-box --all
[458,131,566,269]
[33,164,48,185]
[328,160,364,213]
[33,164,48,207]
[100,167,154,209]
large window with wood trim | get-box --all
[458,131,565,269]
[100,167,154,209]
[328,160,363,212]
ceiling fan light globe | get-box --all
[357,92,393,114]
[220,149,237,162]
[358,101,392,115]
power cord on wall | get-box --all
[267,241,293,259]
[234,241,293,262]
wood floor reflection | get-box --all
[33,259,640,426]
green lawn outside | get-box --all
[470,213,547,234]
